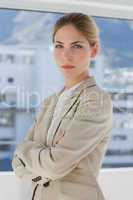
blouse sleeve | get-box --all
[14,92,113,181]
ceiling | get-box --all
[0,0,133,19]
[81,0,133,6]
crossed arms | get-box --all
[12,92,112,184]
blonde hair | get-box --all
[52,12,100,47]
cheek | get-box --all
[53,50,58,58]
[53,50,61,63]
[75,50,90,63]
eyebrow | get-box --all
[54,41,85,44]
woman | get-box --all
[12,13,112,200]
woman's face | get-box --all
[53,24,98,79]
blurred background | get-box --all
[0,8,133,171]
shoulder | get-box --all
[80,84,112,104]
[78,85,112,117]
[81,84,111,100]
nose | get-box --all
[63,48,73,60]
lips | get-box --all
[62,64,75,69]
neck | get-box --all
[64,72,90,90]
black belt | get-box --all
[32,184,39,200]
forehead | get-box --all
[54,24,88,43]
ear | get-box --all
[90,43,99,58]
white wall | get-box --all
[0,168,133,200]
